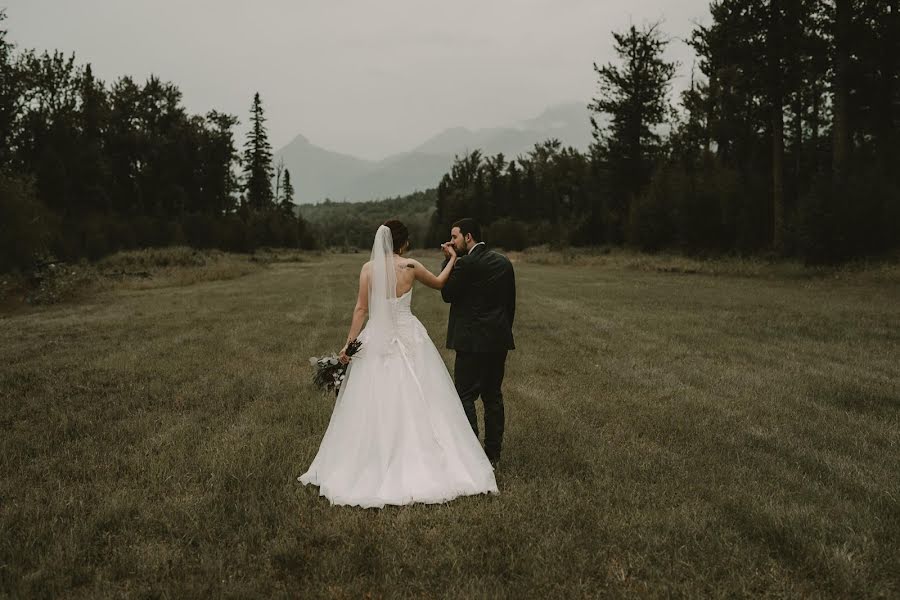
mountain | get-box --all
[337,152,452,202]
[518,103,596,150]
[273,134,374,203]
[275,102,594,204]
[410,103,595,157]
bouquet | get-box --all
[309,339,362,395]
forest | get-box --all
[0,9,314,273]
[2,1,898,271]
[427,1,899,262]
[298,190,436,252]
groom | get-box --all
[441,218,516,467]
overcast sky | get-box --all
[4,0,711,160]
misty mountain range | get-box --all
[274,102,595,204]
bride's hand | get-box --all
[338,345,350,364]
[445,244,457,259]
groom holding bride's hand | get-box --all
[440,218,516,467]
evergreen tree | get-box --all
[279,168,295,216]
[241,92,274,212]
[690,2,768,171]
[589,23,677,241]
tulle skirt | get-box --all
[298,316,499,509]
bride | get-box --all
[297,220,499,508]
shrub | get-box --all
[0,174,58,272]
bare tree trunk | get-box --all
[707,72,718,155]
[832,0,851,181]
[274,158,284,205]
[793,90,804,185]
[770,1,786,252]
[881,0,898,171]
[811,85,821,173]
[772,106,786,250]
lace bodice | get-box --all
[356,287,426,356]
[393,288,414,319]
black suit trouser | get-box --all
[453,350,507,460]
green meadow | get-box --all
[2,249,898,598]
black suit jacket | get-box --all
[441,244,516,352]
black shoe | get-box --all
[487,453,500,468]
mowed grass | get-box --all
[1,251,899,598]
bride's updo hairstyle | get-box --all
[383,219,410,253]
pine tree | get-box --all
[690,1,769,171]
[589,22,677,241]
[279,168,295,216]
[241,92,274,211]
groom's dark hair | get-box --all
[452,218,482,242]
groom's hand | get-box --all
[441,242,452,259]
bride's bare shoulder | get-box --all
[358,261,373,283]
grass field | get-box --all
[1,249,899,598]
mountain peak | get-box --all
[286,133,310,146]
[517,101,592,132]
[275,102,594,204]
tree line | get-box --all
[3,2,897,270]
[428,1,899,262]
[299,190,436,252]
[0,10,314,272]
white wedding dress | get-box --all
[298,226,498,508]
